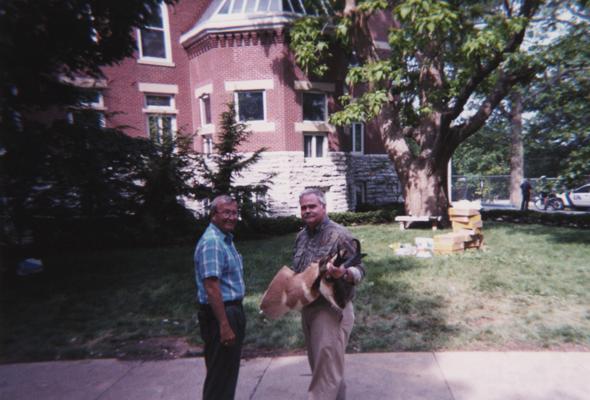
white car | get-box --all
[557,183,590,209]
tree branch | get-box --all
[454,66,536,144]
[444,0,541,125]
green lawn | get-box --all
[2,222,589,362]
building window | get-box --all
[148,115,175,143]
[353,182,367,209]
[145,94,176,143]
[68,90,105,128]
[146,94,173,108]
[200,94,212,126]
[304,134,327,158]
[352,122,364,154]
[138,2,172,62]
[202,135,213,155]
[302,92,326,121]
[235,91,265,122]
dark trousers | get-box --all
[198,302,246,400]
[521,194,530,211]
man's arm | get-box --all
[204,277,236,346]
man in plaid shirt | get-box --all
[194,195,245,400]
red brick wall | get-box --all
[96,0,387,156]
[101,0,209,140]
[188,31,311,153]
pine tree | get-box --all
[194,103,275,219]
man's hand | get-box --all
[219,321,236,347]
[204,277,236,347]
[326,262,347,280]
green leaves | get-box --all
[393,0,458,37]
[345,61,396,85]
[290,16,332,77]
[330,90,389,125]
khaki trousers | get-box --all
[302,299,354,400]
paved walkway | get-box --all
[1,352,589,400]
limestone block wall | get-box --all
[230,151,402,216]
[348,153,402,206]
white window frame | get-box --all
[67,91,106,128]
[302,91,327,122]
[199,93,213,127]
[137,2,173,66]
[351,122,364,154]
[353,182,367,208]
[303,133,328,159]
[143,93,177,143]
[202,134,213,156]
[234,90,266,122]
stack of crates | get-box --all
[433,207,484,255]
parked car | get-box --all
[557,183,590,209]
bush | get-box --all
[236,216,302,239]
[482,209,590,229]
[27,211,205,253]
[329,204,402,226]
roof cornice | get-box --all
[180,12,299,48]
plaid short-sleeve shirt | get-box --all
[194,223,245,304]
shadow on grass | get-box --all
[350,256,458,352]
[1,246,199,363]
[486,221,590,245]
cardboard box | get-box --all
[448,207,480,217]
[452,220,483,232]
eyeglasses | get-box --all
[219,210,238,217]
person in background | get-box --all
[520,179,532,211]
[194,195,245,400]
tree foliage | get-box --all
[525,6,590,185]
[454,1,589,185]
[0,0,199,247]
[137,133,198,218]
[0,0,177,119]
[290,0,561,216]
[453,110,511,176]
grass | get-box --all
[1,221,589,362]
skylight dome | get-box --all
[215,0,329,15]
[180,0,333,46]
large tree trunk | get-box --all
[509,91,524,207]
[378,108,450,218]
[403,167,449,217]
[401,160,449,217]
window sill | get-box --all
[137,58,175,67]
[199,124,215,134]
[142,108,178,114]
[243,121,275,132]
[295,121,334,132]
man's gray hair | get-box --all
[209,195,236,217]
[299,188,326,206]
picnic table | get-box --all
[394,215,442,230]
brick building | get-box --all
[78,0,401,215]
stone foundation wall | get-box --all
[230,152,401,216]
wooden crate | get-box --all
[448,207,480,218]
[452,220,483,232]
[450,213,482,224]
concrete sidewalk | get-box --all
[1,352,589,400]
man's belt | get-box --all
[199,299,242,310]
